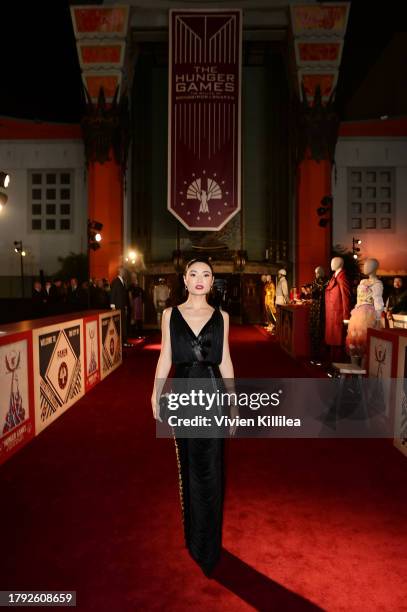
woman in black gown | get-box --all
[151,258,236,577]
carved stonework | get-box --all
[81,86,131,175]
[295,84,340,164]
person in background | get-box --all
[52,278,66,314]
[67,277,80,311]
[128,273,145,338]
[91,278,110,309]
[78,280,90,310]
[110,266,131,346]
[386,277,407,321]
[386,277,406,311]
[31,280,47,318]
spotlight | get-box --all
[352,236,362,260]
[0,172,10,188]
[319,218,329,227]
[88,219,103,251]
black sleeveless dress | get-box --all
[169,305,226,576]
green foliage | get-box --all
[56,252,88,282]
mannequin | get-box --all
[346,258,384,363]
[276,269,289,306]
[153,278,171,328]
[264,274,277,331]
[310,265,328,361]
[325,257,352,361]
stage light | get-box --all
[318,218,329,227]
[317,207,327,216]
[125,249,139,265]
[88,219,103,251]
[352,236,362,260]
[0,172,10,188]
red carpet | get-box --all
[1,324,406,611]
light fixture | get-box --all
[316,194,332,227]
[13,240,26,298]
[88,219,103,251]
[125,249,139,265]
[0,172,10,188]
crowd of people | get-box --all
[31,277,111,318]
[31,270,146,343]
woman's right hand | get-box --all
[151,396,162,422]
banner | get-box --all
[99,311,122,380]
[33,320,84,435]
[168,9,242,231]
[84,315,101,391]
[0,332,35,465]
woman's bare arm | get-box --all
[151,307,173,419]
[219,310,234,379]
[218,310,237,435]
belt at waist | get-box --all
[175,361,219,367]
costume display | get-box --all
[324,258,351,347]
[346,259,384,359]
[309,266,328,360]
[169,306,226,576]
[153,278,171,327]
[264,275,277,329]
[276,269,289,306]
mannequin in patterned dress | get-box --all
[346,258,384,364]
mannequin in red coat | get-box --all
[325,257,352,360]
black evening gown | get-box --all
[169,305,226,576]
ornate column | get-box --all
[70,5,131,280]
[289,3,350,286]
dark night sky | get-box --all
[0,1,404,124]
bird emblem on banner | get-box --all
[187,177,222,214]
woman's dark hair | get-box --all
[184,257,214,275]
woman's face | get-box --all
[184,262,213,295]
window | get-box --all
[348,167,395,232]
[29,170,73,232]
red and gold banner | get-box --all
[70,5,129,103]
[71,6,129,39]
[289,3,350,104]
[168,9,242,231]
[290,3,349,36]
